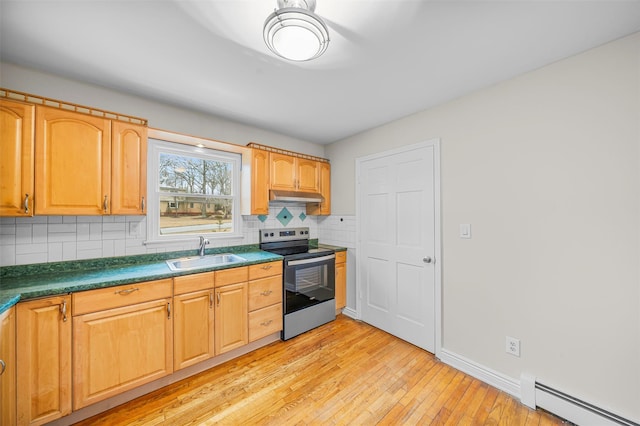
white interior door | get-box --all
[357,141,439,352]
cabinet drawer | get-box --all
[215,266,248,287]
[174,272,214,295]
[335,251,346,264]
[249,260,282,280]
[248,304,282,342]
[72,279,172,316]
[248,275,282,311]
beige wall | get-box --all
[326,33,640,420]
[0,62,325,157]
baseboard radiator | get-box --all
[521,375,639,426]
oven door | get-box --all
[284,253,335,314]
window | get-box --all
[148,139,241,241]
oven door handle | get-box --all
[287,253,335,266]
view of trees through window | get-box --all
[158,152,234,235]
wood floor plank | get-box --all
[73,315,566,426]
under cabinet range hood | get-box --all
[269,190,324,203]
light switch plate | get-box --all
[460,224,471,239]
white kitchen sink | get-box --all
[166,254,247,271]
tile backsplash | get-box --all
[0,203,355,267]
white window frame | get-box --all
[146,138,242,244]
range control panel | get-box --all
[260,227,309,243]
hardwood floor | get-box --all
[74,315,566,425]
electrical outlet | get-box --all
[506,336,521,357]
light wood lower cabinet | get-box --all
[335,251,347,310]
[72,279,173,410]
[10,261,283,423]
[173,272,215,371]
[248,261,283,342]
[0,307,16,426]
[16,295,71,426]
[214,282,248,355]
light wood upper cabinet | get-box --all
[17,295,72,426]
[111,121,147,215]
[0,99,34,217]
[35,106,111,215]
[296,158,319,193]
[72,282,173,410]
[249,148,269,215]
[270,153,319,192]
[33,105,147,216]
[306,161,331,215]
[0,307,16,426]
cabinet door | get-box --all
[0,99,34,216]
[335,252,347,310]
[17,296,71,426]
[111,121,147,215]
[250,149,270,215]
[0,307,16,426]
[215,283,248,355]
[269,153,296,191]
[35,106,111,215]
[174,290,215,371]
[296,158,319,192]
[73,298,173,410]
[307,161,330,215]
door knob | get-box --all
[423,257,433,264]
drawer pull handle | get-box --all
[261,265,273,270]
[167,302,171,319]
[260,320,273,327]
[103,195,109,212]
[115,288,139,296]
[209,291,214,309]
[60,300,67,322]
[260,290,273,296]
[0,360,5,376]
[141,196,145,212]
[24,193,29,213]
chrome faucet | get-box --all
[198,236,209,256]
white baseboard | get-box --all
[341,307,358,319]
[439,350,639,426]
[438,348,521,398]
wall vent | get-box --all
[521,374,639,426]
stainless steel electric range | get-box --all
[259,227,336,340]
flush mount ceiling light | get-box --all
[263,0,330,62]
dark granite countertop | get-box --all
[316,243,347,252]
[0,245,282,314]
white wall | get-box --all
[326,33,640,421]
[0,62,325,158]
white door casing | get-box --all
[355,139,441,355]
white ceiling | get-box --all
[1,1,640,145]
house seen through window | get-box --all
[148,139,241,240]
